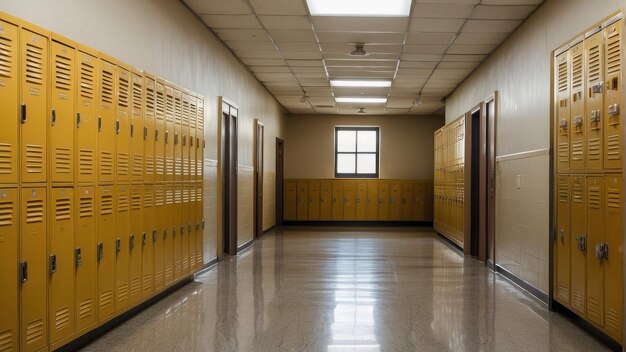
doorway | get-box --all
[275,138,284,227]
[219,98,238,256]
[485,94,497,266]
[254,120,264,238]
[470,108,482,257]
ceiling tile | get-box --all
[442,54,486,62]
[325,60,397,67]
[404,45,448,54]
[481,0,543,4]
[463,19,522,33]
[385,108,411,114]
[437,61,480,69]
[250,66,293,73]
[454,32,508,45]
[447,44,498,55]
[214,29,270,41]
[386,97,417,108]
[317,32,405,44]
[300,79,331,87]
[249,0,308,15]
[268,30,317,42]
[397,68,433,76]
[287,59,324,67]
[200,15,261,29]
[184,0,252,15]
[256,74,298,82]
[413,3,475,18]
[234,50,282,59]
[312,17,409,32]
[241,58,287,66]
[410,18,465,33]
[401,54,443,62]
[307,97,336,106]
[390,87,421,95]
[275,42,321,52]
[406,32,456,45]
[282,51,323,60]
[302,87,334,96]
[290,66,327,73]
[225,41,277,50]
[294,72,327,79]
[472,5,536,20]
[321,43,403,54]
[323,53,401,61]
[313,107,339,113]
[399,61,438,69]
[258,15,312,30]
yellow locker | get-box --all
[424,181,434,221]
[142,185,154,298]
[164,85,175,182]
[155,79,166,183]
[284,181,297,220]
[115,185,130,312]
[129,185,142,305]
[20,187,47,352]
[153,184,165,291]
[319,180,332,221]
[555,176,571,306]
[49,187,75,348]
[366,180,378,221]
[556,51,570,173]
[189,97,197,182]
[331,180,344,221]
[296,180,308,221]
[97,56,116,184]
[76,47,98,184]
[163,184,174,285]
[355,181,367,220]
[188,183,196,271]
[570,176,586,315]
[196,97,205,182]
[586,176,604,327]
[0,188,18,351]
[378,181,390,220]
[173,88,183,182]
[130,69,144,183]
[604,20,623,170]
[401,181,414,220]
[182,92,191,182]
[195,182,204,268]
[389,181,402,220]
[604,174,622,340]
[20,26,49,184]
[50,38,76,184]
[412,182,425,221]
[569,42,586,171]
[143,73,156,183]
[585,31,604,171]
[116,63,131,182]
[180,183,190,276]
[173,183,182,280]
[0,18,19,184]
[308,180,320,220]
[96,185,115,322]
[343,181,356,221]
[75,186,96,334]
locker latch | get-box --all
[163,229,168,239]
[572,115,583,126]
[144,127,148,140]
[165,130,169,144]
[590,110,601,123]
[559,119,568,130]
[155,129,159,141]
[180,226,185,235]
[97,243,104,261]
[608,104,620,116]
[153,229,158,242]
[130,234,136,250]
[116,238,121,254]
[379,197,383,204]
[188,224,192,233]
[142,232,147,246]
[591,82,603,95]
[98,116,102,132]
[51,109,56,126]
[575,235,587,253]
[20,104,27,124]
[175,132,179,145]
[20,261,28,283]
[49,254,57,274]
[595,243,609,261]
[190,137,193,147]
[116,120,121,134]
[183,135,187,146]
[77,112,81,128]
[131,124,135,137]
[75,248,83,267]
[573,91,582,102]
[559,229,565,243]
[356,197,360,203]
[173,228,177,237]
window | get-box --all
[335,127,379,178]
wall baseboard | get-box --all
[495,264,549,304]
[195,258,219,276]
[237,239,254,252]
[263,225,276,234]
[282,221,433,227]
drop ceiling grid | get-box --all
[183,0,545,115]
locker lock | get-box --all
[559,119,568,130]
[130,234,136,250]
[20,261,28,283]
[575,235,587,253]
[590,110,601,123]
[49,254,57,274]
[116,120,121,134]
[116,238,122,254]
[142,232,147,246]
[144,127,148,140]
[77,112,81,128]
[97,243,104,261]
[98,116,102,132]
[153,229,158,242]
[75,248,83,267]
[608,104,620,116]
[51,109,57,126]
[163,229,168,239]
[572,115,583,126]
[595,243,609,261]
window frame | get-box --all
[334,126,380,178]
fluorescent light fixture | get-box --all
[331,80,392,88]
[335,97,387,104]
[306,0,411,17]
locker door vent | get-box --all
[607,188,621,208]
[156,90,165,120]
[25,319,44,346]
[132,155,142,177]
[117,154,129,176]
[25,43,43,86]
[588,139,601,161]
[132,79,142,113]
[118,75,129,108]
[99,291,113,310]
[607,33,621,76]
[165,189,174,205]
[99,152,113,176]
[54,306,70,331]
[117,284,128,303]
[130,278,141,298]
[26,199,44,223]
[79,196,94,218]
[174,96,182,123]
[572,183,584,203]
[607,135,620,160]
[117,194,129,213]
[54,54,72,91]
[80,61,95,100]
[78,298,93,320]
[25,144,44,174]
[145,157,154,176]
[156,156,164,177]
[0,200,14,226]
[55,147,72,174]
[144,190,154,206]
[155,187,164,206]
[79,149,94,175]
[558,184,569,202]
[175,187,182,204]
[606,309,621,334]
[100,69,114,104]
[588,187,601,210]
[100,195,113,215]
[0,143,12,175]
[131,194,141,211]
[146,86,155,115]
[165,94,174,122]
[55,197,72,221]
[190,102,197,128]
[587,297,600,322]
[588,45,601,83]
[0,328,14,351]
[196,186,202,202]
[558,60,568,92]
[0,36,13,78]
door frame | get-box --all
[276,138,285,227]
[254,119,264,238]
[485,92,498,267]
[217,97,238,259]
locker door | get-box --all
[163,184,174,285]
[570,176,586,315]
[424,181,434,221]
[174,88,183,182]
[389,181,402,220]
[142,185,154,298]
[187,184,196,271]
[0,19,19,184]
[585,31,604,171]
[319,180,332,220]
[115,185,130,312]
[130,70,144,183]
[569,42,585,171]
[401,181,414,220]
[49,187,75,348]
[182,92,191,183]
[308,181,320,220]
[378,181,390,220]
[164,85,175,182]
[412,182,426,221]
[153,184,165,291]
[195,182,204,268]
[284,181,297,220]
[604,20,623,170]
[586,176,604,327]
[196,97,205,182]
[343,181,356,221]
[554,176,571,306]
[604,175,623,340]
[180,184,190,276]
[296,180,308,221]
[75,186,96,334]
[0,188,18,351]
[366,181,378,221]
[189,97,197,183]
[129,185,142,305]
[97,58,116,184]
[116,64,131,182]
[173,184,182,280]
[20,28,48,183]
[556,51,570,173]
[155,79,166,183]
[96,185,115,322]
[20,187,47,352]
[355,181,367,221]
[331,180,344,221]
[50,39,76,184]
[76,48,98,184]
[144,74,156,183]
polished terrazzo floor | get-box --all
[81,227,611,352]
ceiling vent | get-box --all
[350,44,368,56]
[358,108,367,114]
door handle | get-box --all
[116,238,121,254]
[155,129,159,141]
[98,115,102,132]
[153,229,158,242]
[131,124,135,137]
[144,127,148,140]
[116,120,121,134]
[142,232,147,246]
[163,229,168,239]
[130,234,136,250]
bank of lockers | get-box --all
[0,188,18,351]
[75,186,96,334]
[130,69,144,183]
[76,47,99,184]
[98,55,117,184]
[144,74,156,183]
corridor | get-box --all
[81,228,609,352]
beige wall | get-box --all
[445,0,623,294]
[285,115,444,180]
[0,0,286,263]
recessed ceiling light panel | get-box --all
[331,80,392,88]
[335,97,387,104]
[306,0,411,17]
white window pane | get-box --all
[337,154,356,174]
[357,154,376,174]
[357,131,377,152]
[337,131,356,152]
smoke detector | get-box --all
[350,44,368,56]
[358,108,367,114]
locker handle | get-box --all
[559,119,568,130]
[51,109,56,126]
[575,235,587,253]
[165,130,169,144]
[356,197,360,203]
[130,234,136,250]
[144,127,148,140]
[180,226,185,235]
[172,228,177,237]
[116,120,121,134]
[77,112,81,128]
[153,229,158,242]
[559,229,564,243]
[188,224,192,233]
[595,243,609,260]
[115,238,121,254]
[590,110,601,123]
[608,104,620,117]
[202,219,205,229]
[75,248,83,267]
[163,229,167,239]
[97,243,104,261]
[131,124,135,137]
[20,261,28,283]
[590,82,603,96]
[183,135,187,146]
[572,115,583,126]
[190,137,193,147]
[379,197,383,204]
[98,116,102,132]
[49,254,57,274]
[174,132,179,145]
[142,232,147,246]
[155,129,159,141]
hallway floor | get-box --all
[81,228,611,352]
